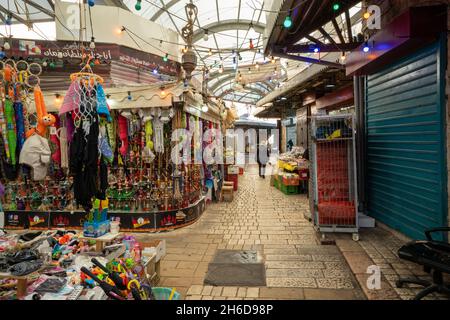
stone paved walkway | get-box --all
[135,165,448,300]
[136,165,365,300]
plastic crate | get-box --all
[83,220,110,238]
[273,178,280,190]
[282,176,300,186]
[225,174,238,191]
[152,287,180,300]
[279,183,299,195]
[298,168,309,180]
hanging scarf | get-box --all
[4,99,17,165]
[59,123,69,169]
[14,101,25,154]
[0,101,10,162]
[153,116,164,154]
[118,114,129,157]
[50,114,61,166]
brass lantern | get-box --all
[181,1,198,80]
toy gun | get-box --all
[91,258,127,291]
[80,266,125,300]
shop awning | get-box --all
[256,52,340,107]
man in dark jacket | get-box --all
[257,140,270,178]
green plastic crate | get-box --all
[279,183,299,195]
[273,178,280,190]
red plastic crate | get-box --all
[282,176,300,186]
[318,201,356,225]
[225,174,238,191]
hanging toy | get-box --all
[26,86,56,138]
[118,114,129,157]
[4,99,17,165]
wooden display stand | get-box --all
[139,240,165,286]
[0,269,40,298]
[78,232,123,252]
[221,181,234,202]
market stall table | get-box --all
[0,269,41,298]
[78,233,123,252]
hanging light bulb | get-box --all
[88,0,95,7]
[238,53,242,61]
[106,94,115,106]
[55,94,62,104]
[248,68,252,74]
[163,53,169,62]
[153,68,158,74]
[363,11,371,19]
[135,0,142,11]
[332,3,340,11]
[201,105,208,112]
[249,22,255,34]
[3,41,10,50]
[363,42,370,53]
[283,13,293,29]
[159,40,163,47]
[89,37,95,49]
[255,63,260,70]
[340,51,346,62]
[271,56,276,64]
[218,65,224,73]
[313,47,320,53]
[49,61,56,68]
[249,39,254,50]
[127,91,132,100]
[203,29,209,41]
[42,60,48,67]
[57,52,63,59]
[208,48,213,56]
[160,87,166,97]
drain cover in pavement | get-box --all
[204,250,266,286]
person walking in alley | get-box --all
[257,139,270,178]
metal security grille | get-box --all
[311,114,358,238]
[366,41,447,240]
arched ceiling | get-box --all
[123,0,275,105]
[3,0,281,105]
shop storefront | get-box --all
[347,5,448,240]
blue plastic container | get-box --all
[152,287,181,300]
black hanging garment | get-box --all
[69,87,100,211]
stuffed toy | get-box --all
[26,86,56,138]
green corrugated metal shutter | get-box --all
[366,41,447,240]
